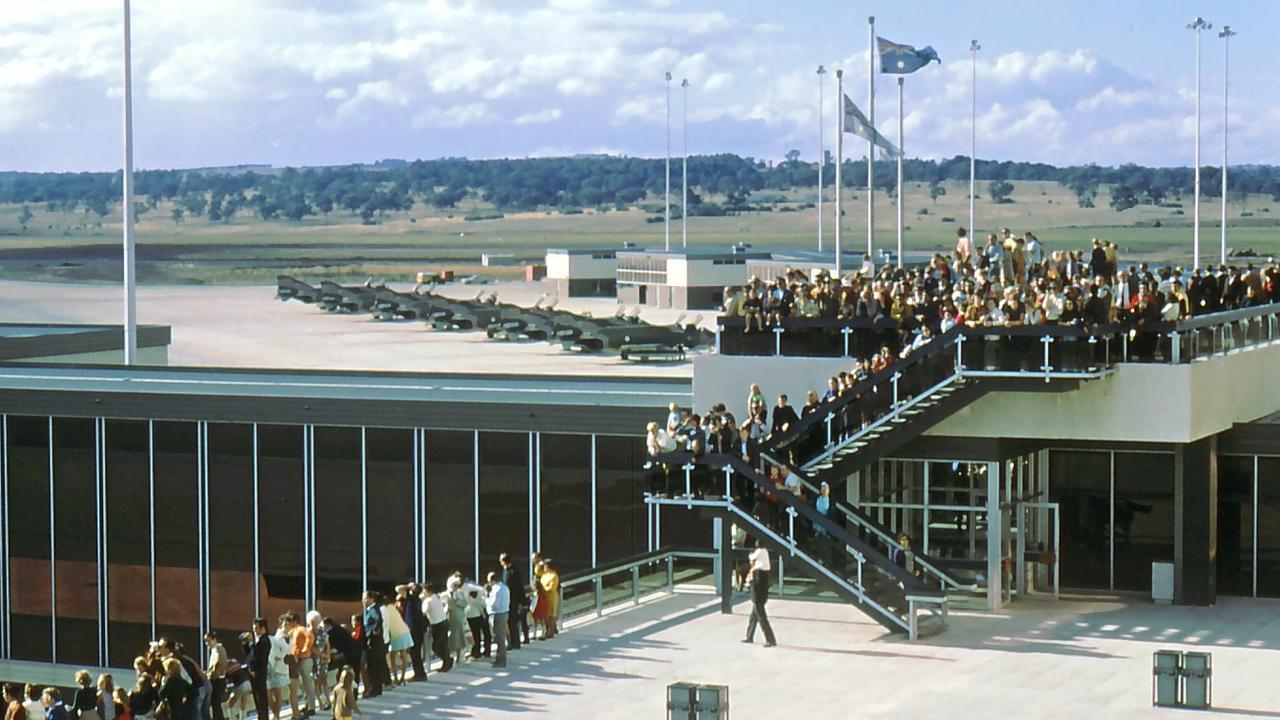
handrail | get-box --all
[1173,300,1280,331]
[656,451,943,599]
[559,547,715,587]
[556,547,719,622]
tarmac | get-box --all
[0,280,702,377]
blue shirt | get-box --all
[486,581,510,615]
[362,604,383,638]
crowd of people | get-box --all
[724,229,1280,338]
[8,554,567,720]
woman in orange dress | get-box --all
[530,560,548,640]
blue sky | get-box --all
[2,0,1276,172]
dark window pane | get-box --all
[7,416,51,661]
[152,421,199,646]
[1048,451,1111,590]
[478,432,529,579]
[596,435,643,564]
[1259,458,1280,598]
[207,423,255,639]
[539,434,590,575]
[105,419,152,668]
[314,426,362,605]
[1113,452,1174,593]
[365,428,414,591]
[53,417,99,665]
[1217,456,1254,597]
[426,430,475,582]
[256,424,304,621]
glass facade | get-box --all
[1257,458,1280,598]
[0,417,655,665]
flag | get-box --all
[843,94,901,159]
[877,36,940,74]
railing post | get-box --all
[954,333,965,374]
[666,555,674,593]
[773,326,784,356]
[787,507,796,555]
[824,414,834,448]
[891,372,901,408]
[722,466,733,500]
[1170,330,1181,364]
[1041,335,1052,383]
[594,576,603,617]
[856,558,864,597]
[714,324,722,354]
[631,566,640,605]
[841,326,853,358]
[682,463,693,500]
[1122,331,1129,361]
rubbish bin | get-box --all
[1153,650,1181,707]
[667,682,729,720]
[667,683,696,720]
[1182,652,1212,709]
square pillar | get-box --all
[1175,437,1217,606]
[986,461,1003,611]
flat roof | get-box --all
[546,248,622,256]
[618,247,773,260]
[0,322,169,360]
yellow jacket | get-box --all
[539,570,561,616]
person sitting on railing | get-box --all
[871,345,893,373]
[722,286,743,318]
[742,287,765,333]
[746,383,766,419]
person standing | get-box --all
[421,584,452,673]
[288,613,317,716]
[484,572,510,669]
[538,561,561,639]
[358,593,387,699]
[741,544,776,647]
[157,659,195,720]
[4,684,28,720]
[247,620,272,720]
[499,554,528,648]
[203,633,228,720]
[398,585,427,682]
[328,669,363,720]
[461,577,490,660]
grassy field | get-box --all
[0,180,1276,285]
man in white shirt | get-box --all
[741,545,776,647]
[462,578,491,660]
[485,572,510,668]
[205,632,229,720]
[422,584,453,672]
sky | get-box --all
[2,0,1278,172]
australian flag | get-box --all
[877,36,940,74]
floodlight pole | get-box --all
[835,69,844,277]
[665,71,672,252]
[867,16,876,258]
[122,0,137,364]
[969,40,980,241]
[1188,17,1211,270]
[896,77,904,269]
[682,78,689,248]
[1220,26,1235,265]
[817,65,826,253]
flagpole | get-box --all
[835,70,844,277]
[896,77,904,269]
[664,71,672,252]
[867,16,876,259]
[817,65,826,253]
[1220,26,1235,265]
[122,0,137,365]
[1187,18,1209,269]
[682,78,689,249]
[969,40,980,243]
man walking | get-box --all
[499,553,528,649]
[485,571,510,669]
[360,592,387,698]
[741,544,776,647]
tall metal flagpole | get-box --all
[896,77,904,268]
[1188,17,1210,269]
[969,40,980,240]
[867,17,876,258]
[664,71,672,252]
[835,69,844,277]
[682,78,689,248]
[817,65,826,253]
[122,0,137,364]
[1220,26,1235,264]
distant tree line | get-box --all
[2,154,1279,225]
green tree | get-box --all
[1109,183,1138,212]
[170,207,185,224]
[17,204,33,229]
[929,181,946,204]
[987,180,1014,204]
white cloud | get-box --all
[412,102,496,128]
[514,108,563,125]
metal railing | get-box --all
[557,548,718,622]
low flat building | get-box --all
[545,248,618,297]
[617,246,771,310]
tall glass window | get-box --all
[364,428,414,592]
[1259,458,1280,598]
[477,432,529,579]
[314,426,363,612]
[539,434,591,575]
[152,421,200,652]
[1112,452,1175,593]
[425,430,475,582]
[206,423,255,643]
[105,419,153,669]
[52,417,98,665]
[596,435,644,565]
[7,416,52,661]
[1217,455,1254,597]
[1048,451,1111,590]
[256,424,304,623]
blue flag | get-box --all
[843,94,901,159]
[877,36,940,74]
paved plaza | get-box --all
[335,588,1280,719]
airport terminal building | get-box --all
[1,297,1280,673]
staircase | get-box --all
[650,453,948,639]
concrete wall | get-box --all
[677,258,751,288]
[692,353,851,419]
[928,341,1280,444]
[23,346,169,366]
[546,252,617,281]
